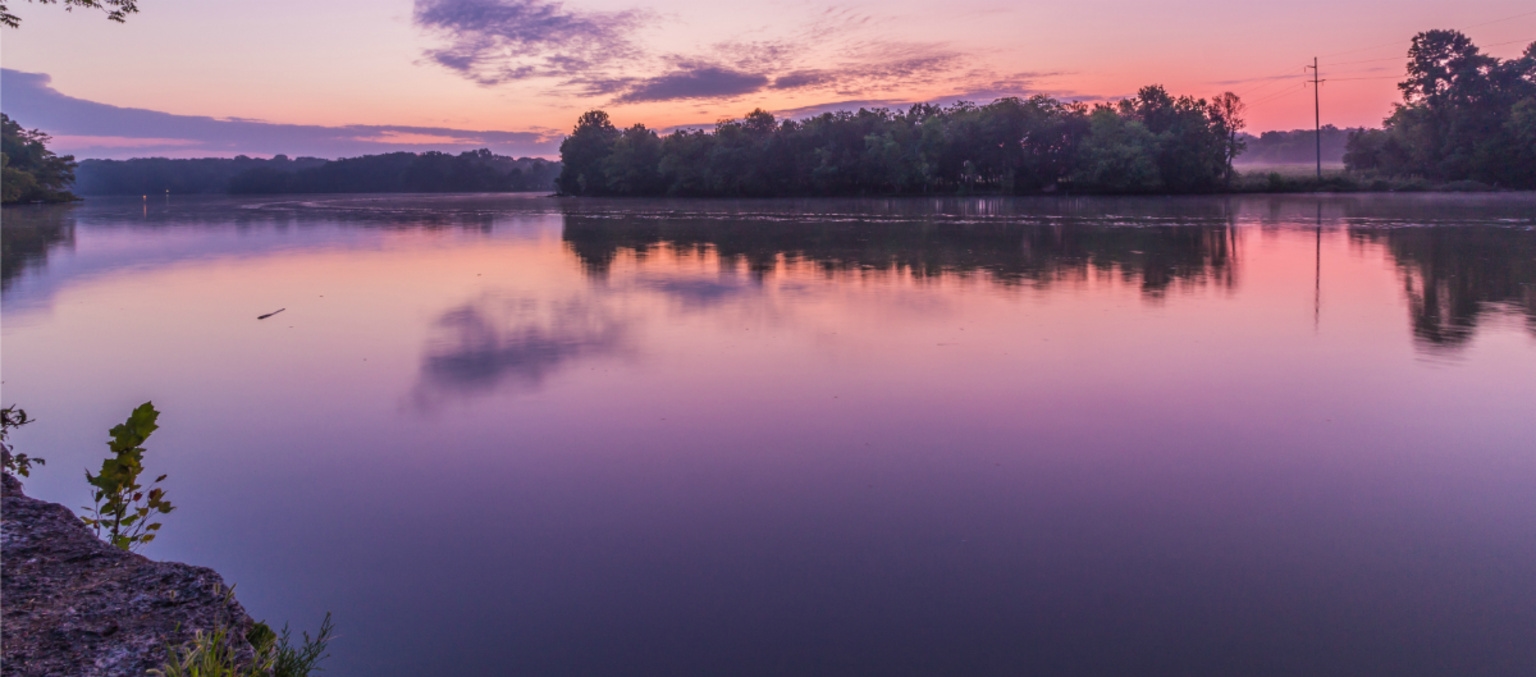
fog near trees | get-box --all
[1236,127,1357,166]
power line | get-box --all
[1231,34,1533,120]
[1328,55,1407,67]
[1319,9,1536,59]
[1234,71,1308,99]
[1461,8,1536,31]
[1479,36,1536,50]
[1243,83,1307,111]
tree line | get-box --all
[558,86,1248,197]
[1345,31,1536,188]
[75,151,561,195]
[2,114,78,204]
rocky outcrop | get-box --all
[2,473,256,676]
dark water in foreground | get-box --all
[3,194,1534,677]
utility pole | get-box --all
[1306,57,1323,181]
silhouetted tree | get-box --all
[557,110,620,195]
[1346,31,1536,187]
[557,87,1243,197]
[1208,92,1247,183]
[2,114,77,204]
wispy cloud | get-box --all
[768,51,964,95]
[764,73,1095,120]
[0,69,560,159]
[414,0,650,85]
[408,0,1056,108]
[614,64,770,103]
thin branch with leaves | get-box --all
[81,401,175,552]
[1,405,43,478]
[2,0,140,29]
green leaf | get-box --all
[83,402,172,553]
[107,401,159,453]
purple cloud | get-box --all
[614,65,770,104]
[413,0,648,85]
[0,69,559,159]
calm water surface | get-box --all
[3,194,1534,676]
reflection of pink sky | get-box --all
[7,210,1534,516]
[7,214,1528,440]
[4,201,1534,676]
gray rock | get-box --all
[2,473,256,676]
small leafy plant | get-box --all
[251,614,336,677]
[153,624,261,677]
[154,587,336,677]
[1,405,43,478]
[81,401,175,551]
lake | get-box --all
[3,193,1534,677]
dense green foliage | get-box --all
[1,405,43,477]
[558,86,1247,197]
[1346,31,1536,187]
[81,401,176,552]
[2,114,78,204]
[1,0,138,29]
[76,151,560,195]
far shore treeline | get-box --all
[559,86,1247,197]
[4,30,1532,204]
[558,30,1535,197]
[72,151,561,196]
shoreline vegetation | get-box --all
[554,31,1533,198]
[0,404,334,676]
[70,151,561,197]
[2,114,79,205]
[2,30,1531,205]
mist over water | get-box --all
[3,194,1534,677]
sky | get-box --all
[2,0,1533,159]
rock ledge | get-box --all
[2,473,256,676]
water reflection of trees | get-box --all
[1,205,75,291]
[563,216,1237,297]
[1352,227,1536,348]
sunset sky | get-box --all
[2,0,1533,158]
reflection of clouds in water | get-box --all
[631,274,754,308]
[413,293,631,405]
[411,265,949,408]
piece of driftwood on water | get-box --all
[257,308,286,320]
